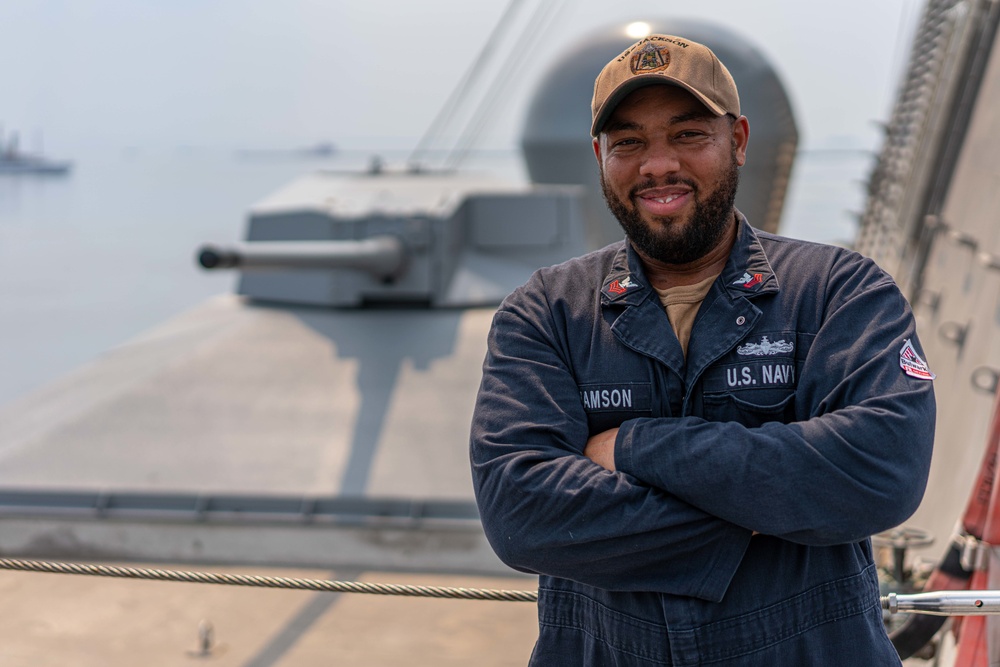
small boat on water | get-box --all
[0,130,71,175]
[234,141,337,160]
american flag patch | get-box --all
[900,339,934,380]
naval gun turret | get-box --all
[198,170,585,308]
[199,20,798,309]
[198,235,409,282]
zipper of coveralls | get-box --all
[650,360,681,419]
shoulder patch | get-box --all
[900,339,934,380]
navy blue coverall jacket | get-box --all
[470,215,936,665]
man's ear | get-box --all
[592,136,603,163]
[733,116,749,167]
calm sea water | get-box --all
[0,146,870,407]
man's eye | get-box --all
[677,131,703,139]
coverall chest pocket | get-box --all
[699,357,800,427]
[702,390,797,427]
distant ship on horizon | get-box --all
[0,128,72,175]
[234,140,336,160]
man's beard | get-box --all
[600,152,740,265]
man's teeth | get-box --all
[654,195,679,203]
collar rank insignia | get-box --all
[733,272,764,290]
[607,275,639,295]
[899,339,935,380]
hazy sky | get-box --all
[2,0,921,155]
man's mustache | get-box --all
[630,177,698,199]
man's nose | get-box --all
[638,149,681,179]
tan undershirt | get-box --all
[654,273,719,358]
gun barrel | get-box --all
[883,590,1000,616]
[198,235,407,282]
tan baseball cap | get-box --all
[591,34,740,136]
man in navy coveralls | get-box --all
[470,33,936,665]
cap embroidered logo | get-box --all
[630,42,670,74]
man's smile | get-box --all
[634,186,693,216]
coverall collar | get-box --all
[600,210,780,307]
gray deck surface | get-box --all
[0,564,537,666]
[0,294,492,499]
[0,294,532,664]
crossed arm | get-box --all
[471,279,934,597]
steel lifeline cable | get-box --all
[10,556,1000,621]
[0,557,538,602]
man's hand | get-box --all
[584,427,619,471]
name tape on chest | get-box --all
[579,383,652,412]
[724,361,796,389]
[699,359,798,394]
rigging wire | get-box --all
[0,557,539,603]
[406,0,530,168]
[444,0,571,170]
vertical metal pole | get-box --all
[953,386,1000,665]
